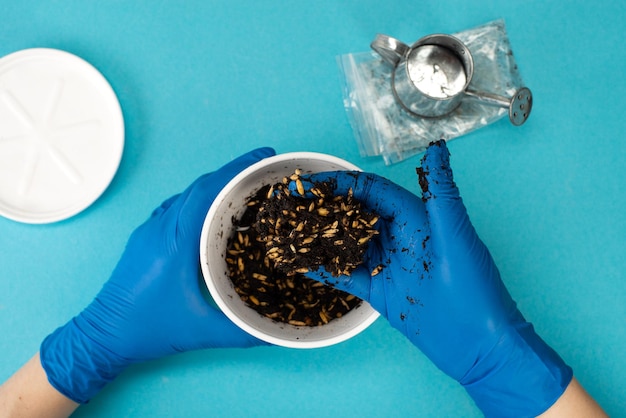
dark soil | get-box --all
[225,170,379,327]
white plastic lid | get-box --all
[0,48,124,224]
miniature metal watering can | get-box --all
[371,33,532,125]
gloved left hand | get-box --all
[40,147,276,404]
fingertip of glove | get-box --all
[422,139,450,170]
[304,266,372,303]
[252,147,276,159]
[417,140,455,199]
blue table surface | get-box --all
[1,1,625,416]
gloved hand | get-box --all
[40,147,276,404]
[304,140,572,417]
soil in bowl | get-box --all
[225,170,380,327]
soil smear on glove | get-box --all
[226,170,380,327]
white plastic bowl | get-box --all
[200,152,379,348]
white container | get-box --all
[200,152,379,348]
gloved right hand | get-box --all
[302,140,572,417]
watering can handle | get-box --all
[370,34,409,67]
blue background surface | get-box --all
[1,1,625,416]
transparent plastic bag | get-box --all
[338,19,525,164]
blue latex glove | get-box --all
[40,147,276,404]
[304,140,572,417]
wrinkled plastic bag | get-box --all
[338,19,525,164]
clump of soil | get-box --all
[225,170,380,327]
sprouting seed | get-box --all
[296,179,305,196]
[371,264,384,276]
[317,208,330,216]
